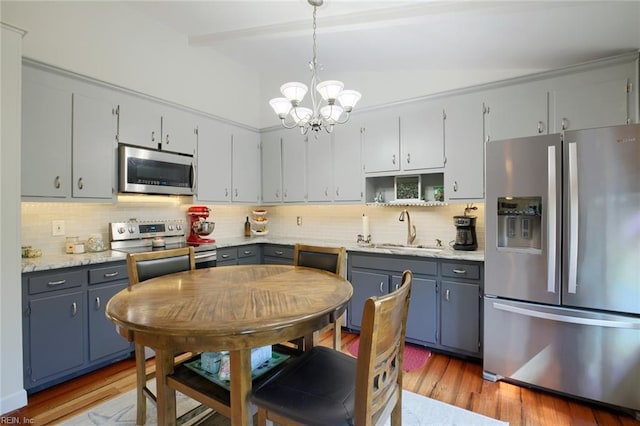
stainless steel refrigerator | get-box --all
[484,124,640,415]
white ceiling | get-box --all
[123,0,640,78]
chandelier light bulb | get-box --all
[316,80,344,102]
[320,104,344,122]
[280,82,308,105]
[269,97,293,118]
[337,90,362,112]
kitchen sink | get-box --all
[367,243,443,252]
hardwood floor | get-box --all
[6,331,639,425]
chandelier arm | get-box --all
[334,112,352,125]
[280,119,300,130]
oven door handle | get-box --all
[194,252,217,262]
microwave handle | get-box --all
[190,161,196,193]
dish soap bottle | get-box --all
[244,216,251,237]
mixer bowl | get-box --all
[193,221,215,235]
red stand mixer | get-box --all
[187,206,215,245]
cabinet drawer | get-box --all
[217,247,237,262]
[262,245,293,259]
[238,245,259,258]
[89,264,127,285]
[28,270,85,295]
[350,254,437,276]
[441,262,481,280]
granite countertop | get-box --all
[22,237,483,273]
[215,236,485,262]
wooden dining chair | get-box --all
[292,243,346,350]
[126,247,196,425]
[251,270,413,426]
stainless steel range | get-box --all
[109,219,217,268]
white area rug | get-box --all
[62,381,508,426]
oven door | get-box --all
[195,251,217,269]
[119,145,195,195]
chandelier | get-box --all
[269,0,361,134]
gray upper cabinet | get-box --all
[196,118,232,203]
[22,67,71,199]
[483,80,549,142]
[159,106,197,155]
[362,109,401,174]
[398,101,445,171]
[307,131,333,202]
[442,92,485,201]
[116,92,162,150]
[231,127,260,203]
[260,130,283,204]
[72,89,117,199]
[332,120,363,202]
[548,60,637,132]
[282,133,307,202]
[22,64,116,201]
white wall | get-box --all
[1,23,28,414]
[1,1,262,129]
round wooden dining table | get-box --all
[106,264,353,426]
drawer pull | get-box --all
[243,250,252,255]
[71,302,78,317]
[95,297,101,310]
[221,254,230,259]
[104,271,119,278]
[379,282,385,294]
[275,251,284,255]
[452,269,467,274]
[48,279,66,286]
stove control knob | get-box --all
[168,225,174,231]
[129,226,136,234]
[117,226,126,234]
[176,224,182,231]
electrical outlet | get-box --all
[52,220,65,236]
[297,216,302,226]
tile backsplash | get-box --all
[21,199,484,255]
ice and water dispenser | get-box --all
[497,197,542,251]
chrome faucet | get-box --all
[398,209,417,245]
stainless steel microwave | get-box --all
[118,145,195,195]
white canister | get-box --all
[66,237,79,254]
[73,243,85,254]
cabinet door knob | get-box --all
[453,181,458,192]
[379,282,385,294]
[77,177,84,190]
[561,118,568,130]
[54,176,61,189]
[392,154,396,165]
[165,134,170,144]
[537,121,544,134]
[71,302,78,317]
[445,289,451,302]
[406,153,411,164]
[95,297,101,310]
[151,131,155,142]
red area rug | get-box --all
[347,337,431,372]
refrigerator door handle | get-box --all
[492,302,640,329]
[547,145,557,293]
[568,142,579,294]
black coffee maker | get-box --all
[453,204,478,251]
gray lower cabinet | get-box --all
[22,262,133,393]
[261,244,294,265]
[347,253,439,347]
[217,244,261,266]
[347,252,483,358]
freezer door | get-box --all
[485,134,562,304]
[563,124,640,315]
[484,297,640,412]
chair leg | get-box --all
[333,314,343,350]
[134,343,147,425]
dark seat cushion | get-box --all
[251,346,357,426]
[298,251,339,274]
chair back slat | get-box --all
[127,247,196,286]
[354,270,412,426]
[293,244,346,277]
